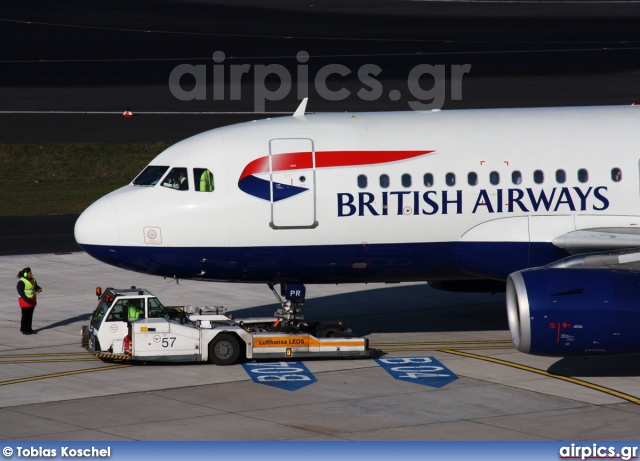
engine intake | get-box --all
[506,268,640,356]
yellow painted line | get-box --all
[0,358,100,364]
[376,346,514,352]
[0,352,93,359]
[0,364,132,387]
[371,340,512,347]
[441,349,640,406]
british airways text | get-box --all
[337,186,609,216]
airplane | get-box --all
[74,101,640,358]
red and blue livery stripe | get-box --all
[238,150,434,201]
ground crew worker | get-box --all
[16,267,42,335]
[200,169,213,192]
[128,302,144,321]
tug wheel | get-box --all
[317,323,354,338]
[209,334,242,365]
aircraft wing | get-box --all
[552,228,640,255]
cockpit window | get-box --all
[133,166,169,186]
[162,167,189,191]
[194,168,214,192]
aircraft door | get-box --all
[269,138,318,229]
[96,299,129,353]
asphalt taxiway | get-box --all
[1,252,640,441]
[3,0,640,442]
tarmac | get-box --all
[1,251,640,441]
[3,0,640,443]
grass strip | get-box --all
[0,143,168,216]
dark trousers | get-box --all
[20,306,35,333]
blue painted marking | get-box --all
[242,361,317,391]
[375,356,458,388]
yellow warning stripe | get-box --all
[0,364,132,387]
[441,349,640,405]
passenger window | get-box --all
[512,171,522,185]
[162,167,189,191]
[490,171,500,185]
[401,174,411,188]
[533,170,544,184]
[612,168,622,182]
[446,173,455,186]
[424,173,434,187]
[133,165,169,186]
[357,175,367,188]
[556,169,566,184]
[194,168,214,192]
[380,174,390,188]
[468,172,478,186]
[578,168,589,183]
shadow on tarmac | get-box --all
[227,283,508,336]
[38,313,92,333]
[549,355,640,378]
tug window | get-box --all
[512,171,522,185]
[194,168,214,192]
[578,168,589,183]
[612,168,622,182]
[446,173,456,186]
[106,302,124,322]
[533,170,544,184]
[468,172,478,186]
[357,174,368,188]
[133,165,169,186]
[424,173,434,187]
[401,174,412,188]
[380,174,390,188]
[556,169,566,184]
[490,171,500,185]
[162,168,189,191]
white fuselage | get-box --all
[74,106,640,283]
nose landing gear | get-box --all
[267,283,354,338]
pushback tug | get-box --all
[81,285,370,365]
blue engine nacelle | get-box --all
[506,268,640,356]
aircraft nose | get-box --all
[74,196,120,248]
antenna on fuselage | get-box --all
[293,97,308,118]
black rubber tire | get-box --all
[318,326,341,338]
[208,333,242,365]
[317,323,355,338]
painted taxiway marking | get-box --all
[372,340,640,406]
[0,364,132,387]
[3,342,638,405]
[0,352,101,364]
[0,352,96,358]
[370,339,513,352]
[0,358,100,364]
[441,349,640,406]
